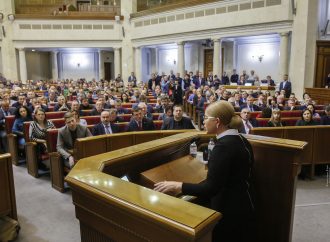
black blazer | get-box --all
[126,118,155,132]
[92,122,119,136]
[182,134,255,242]
[161,117,195,130]
[240,104,261,112]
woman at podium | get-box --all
[155,101,256,242]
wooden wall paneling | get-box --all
[251,127,284,138]
[134,132,163,145]
[204,49,213,78]
[75,136,108,160]
[108,133,134,151]
[0,154,17,220]
[315,41,330,87]
[304,88,330,105]
[312,126,330,165]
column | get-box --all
[135,47,142,83]
[279,32,289,81]
[98,50,104,80]
[213,39,221,77]
[51,51,59,81]
[177,41,185,76]
[114,48,121,77]
[18,48,27,83]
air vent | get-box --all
[159,17,166,23]
[167,15,175,22]
[83,24,92,29]
[52,24,62,29]
[185,12,194,19]
[228,5,239,12]
[266,0,281,6]
[216,7,226,14]
[93,25,102,29]
[73,25,82,29]
[135,21,143,27]
[103,25,114,29]
[19,24,31,29]
[144,20,151,26]
[176,13,184,20]
[151,18,158,25]
[253,1,265,8]
[31,24,42,29]
[195,10,205,17]
[42,24,51,29]
[240,3,251,10]
[63,24,72,30]
[205,9,215,16]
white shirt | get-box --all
[243,120,253,134]
[216,129,239,140]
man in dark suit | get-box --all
[161,105,195,130]
[279,74,292,98]
[0,101,16,153]
[193,72,206,88]
[240,95,260,112]
[239,108,258,134]
[127,107,154,132]
[148,73,160,91]
[11,95,26,109]
[92,110,119,136]
[128,72,137,87]
[90,100,104,116]
[230,69,239,83]
[57,112,92,168]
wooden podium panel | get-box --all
[140,155,207,189]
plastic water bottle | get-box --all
[208,138,215,160]
[190,142,197,158]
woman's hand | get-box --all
[154,181,182,195]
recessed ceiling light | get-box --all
[32,49,35,52]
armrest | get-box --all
[7,134,19,165]
[25,142,39,178]
[49,152,66,193]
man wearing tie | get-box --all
[279,74,292,98]
[239,108,258,134]
[127,107,155,132]
[92,110,119,136]
[240,95,260,112]
[0,101,16,153]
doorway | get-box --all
[104,62,112,81]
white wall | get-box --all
[26,51,51,80]
[223,41,234,74]
[59,52,98,80]
[0,49,2,74]
[141,47,151,82]
[236,41,280,81]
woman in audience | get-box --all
[267,108,284,127]
[306,104,320,119]
[12,106,33,153]
[29,107,55,171]
[155,101,256,242]
[71,110,87,126]
[296,109,318,126]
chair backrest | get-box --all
[280,111,302,117]
[5,116,15,134]
[154,120,163,130]
[45,111,66,119]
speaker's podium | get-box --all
[65,132,306,242]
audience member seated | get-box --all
[295,109,319,126]
[92,110,119,136]
[29,107,55,171]
[284,99,299,111]
[240,95,260,112]
[12,106,33,154]
[54,96,70,112]
[121,93,130,103]
[127,107,154,132]
[161,105,195,130]
[300,92,315,107]
[267,108,284,127]
[158,105,173,121]
[47,90,58,103]
[257,107,272,118]
[28,98,49,113]
[56,112,92,169]
[0,100,16,153]
[114,99,128,114]
[254,94,267,110]
[306,104,320,119]
[79,97,93,110]
[321,105,330,125]
[90,100,104,116]
[11,95,26,109]
[71,110,87,126]
[239,108,258,134]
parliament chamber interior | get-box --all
[1,0,330,242]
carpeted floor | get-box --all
[11,164,330,242]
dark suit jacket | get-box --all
[279,81,292,98]
[90,108,103,116]
[239,119,258,134]
[182,134,255,242]
[127,118,155,132]
[161,117,195,130]
[321,115,330,125]
[240,104,261,112]
[0,108,16,131]
[56,124,92,159]
[92,122,119,136]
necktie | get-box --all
[138,121,142,131]
[250,105,254,112]
[105,125,111,134]
[246,121,253,134]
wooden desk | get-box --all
[305,88,330,105]
[140,155,207,189]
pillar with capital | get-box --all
[18,48,27,84]
[213,38,221,77]
[135,47,142,83]
[279,32,290,81]
[114,48,121,78]
[51,51,59,81]
[177,41,185,76]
